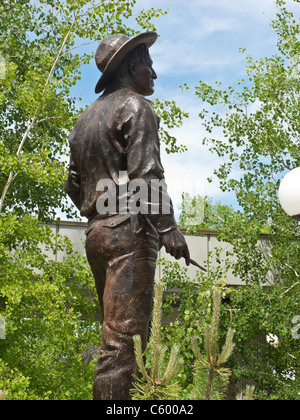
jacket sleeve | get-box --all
[65,153,81,210]
[122,97,178,234]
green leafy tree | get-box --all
[153,99,189,154]
[178,193,236,234]
[0,215,99,400]
[0,0,169,220]
[191,0,300,399]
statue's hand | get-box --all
[161,228,190,266]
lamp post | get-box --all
[278,167,300,221]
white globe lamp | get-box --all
[278,167,300,221]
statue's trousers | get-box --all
[85,214,159,400]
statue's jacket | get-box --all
[66,86,177,234]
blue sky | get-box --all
[71,0,299,219]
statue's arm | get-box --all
[123,98,178,234]
[122,97,190,264]
[65,154,81,210]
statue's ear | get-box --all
[129,60,136,77]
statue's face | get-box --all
[132,54,157,96]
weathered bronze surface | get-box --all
[66,32,190,400]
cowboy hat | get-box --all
[95,31,157,94]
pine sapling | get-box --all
[0,390,7,400]
[131,280,183,400]
[239,385,255,400]
[191,289,235,400]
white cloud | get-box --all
[151,38,244,77]
[148,0,286,80]
[190,16,241,39]
[160,111,238,213]
[167,0,295,22]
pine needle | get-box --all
[149,281,164,361]
[151,345,162,384]
[0,390,7,400]
[161,345,182,384]
[210,289,221,363]
[192,337,209,367]
[133,335,151,382]
[217,328,235,366]
[191,288,235,400]
[204,324,212,363]
[243,385,256,400]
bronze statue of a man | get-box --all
[66,32,190,400]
